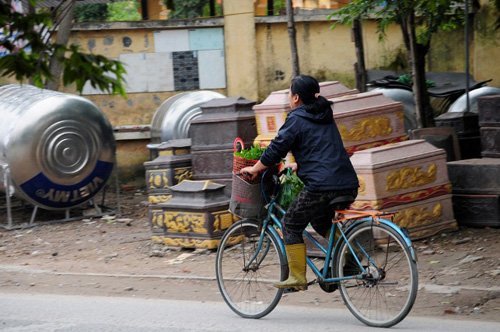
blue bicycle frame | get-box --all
[248,197,417,285]
[242,169,417,286]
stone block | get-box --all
[190,97,257,149]
[145,163,192,195]
[478,94,500,127]
[409,127,461,161]
[190,97,258,195]
[151,180,237,249]
[148,205,168,234]
[452,194,500,227]
[447,158,500,194]
[434,112,482,159]
[458,135,482,160]
[480,127,500,158]
[435,111,480,137]
[191,149,234,179]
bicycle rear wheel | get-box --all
[335,221,418,328]
[215,219,286,319]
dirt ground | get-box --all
[1,189,499,323]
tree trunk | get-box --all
[414,43,434,127]
[46,0,76,91]
[406,12,433,128]
[352,18,366,92]
[286,0,300,77]
[267,0,274,15]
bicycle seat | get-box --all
[329,195,355,210]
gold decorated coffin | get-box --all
[150,180,237,249]
[350,139,457,239]
[382,194,457,239]
[253,81,357,146]
[144,139,192,207]
[331,91,407,155]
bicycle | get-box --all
[216,169,418,327]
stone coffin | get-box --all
[480,127,500,158]
[252,81,357,146]
[150,180,237,249]
[434,112,481,159]
[331,91,407,155]
[435,111,480,136]
[447,158,500,227]
[478,94,500,127]
[350,139,457,239]
[452,194,500,227]
[478,95,500,158]
[447,158,500,195]
[144,139,192,207]
[190,97,257,196]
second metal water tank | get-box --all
[150,91,225,143]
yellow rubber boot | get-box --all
[274,243,308,290]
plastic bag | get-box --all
[278,168,304,209]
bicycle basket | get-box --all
[229,173,265,218]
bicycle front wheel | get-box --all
[335,221,418,328]
[215,219,287,319]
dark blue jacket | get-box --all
[260,104,359,192]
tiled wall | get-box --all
[83,27,226,94]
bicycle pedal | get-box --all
[283,284,308,293]
[283,288,300,294]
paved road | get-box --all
[1,292,499,331]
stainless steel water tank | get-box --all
[0,84,115,210]
[448,86,500,113]
[373,87,418,131]
[150,91,225,143]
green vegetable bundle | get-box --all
[232,140,267,176]
[234,144,266,161]
[278,168,304,209]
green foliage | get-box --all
[397,73,435,88]
[164,0,207,19]
[330,0,466,47]
[273,0,286,15]
[278,168,304,209]
[108,1,141,22]
[0,1,127,97]
[73,1,143,23]
[74,3,108,23]
[1,2,54,85]
[202,2,223,17]
[63,44,127,96]
[234,144,266,161]
[330,0,467,128]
